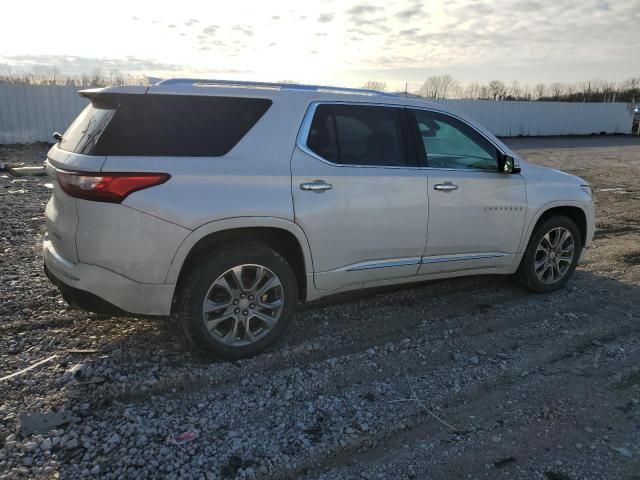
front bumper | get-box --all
[43,236,175,316]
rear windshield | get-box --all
[59,94,272,156]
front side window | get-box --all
[306,104,407,167]
[411,109,498,171]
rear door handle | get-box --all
[434,182,458,192]
[300,180,333,192]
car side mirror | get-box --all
[498,154,521,174]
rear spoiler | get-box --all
[79,85,149,98]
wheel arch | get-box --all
[166,218,314,309]
[521,202,588,255]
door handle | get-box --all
[300,180,333,192]
[434,182,458,192]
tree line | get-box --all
[1,66,637,103]
[364,76,640,103]
[0,65,148,87]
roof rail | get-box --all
[154,78,397,97]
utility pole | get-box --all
[405,82,408,97]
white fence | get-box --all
[0,84,89,144]
[0,83,635,144]
[439,99,634,137]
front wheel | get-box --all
[516,216,582,293]
[177,244,298,359]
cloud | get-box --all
[396,4,423,19]
[2,54,187,74]
[345,3,389,31]
[347,4,384,16]
[235,25,254,37]
[203,25,218,36]
[398,28,420,37]
[318,13,334,22]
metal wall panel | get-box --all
[436,99,634,136]
[0,84,88,144]
[0,84,635,144]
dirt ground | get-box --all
[0,137,639,479]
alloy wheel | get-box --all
[202,264,284,346]
[534,227,575,284]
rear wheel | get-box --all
[177,244,297,359]
[516,216,582,293]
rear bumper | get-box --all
[43,236,175,316]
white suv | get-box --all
[43,79,595,359]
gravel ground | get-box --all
[1,137,639,479]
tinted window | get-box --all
[411,109,498,171]
[60,94,272,156]
[59,100,116,154]
[307,104,338,163]
[306,104,407,166]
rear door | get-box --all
[408,108,526,274]
[292,103,428,290]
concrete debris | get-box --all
[8,166,46,176]
[19,411,72,436]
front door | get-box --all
[408,108,526,275]
[292,103,428,290]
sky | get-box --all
[1,0,638,90]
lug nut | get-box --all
[240,293,246,298]
[248,295,254,300]
[242,310,249,316]
[233,300,239,305]
[250,303,255,309]
[234,308,240,314]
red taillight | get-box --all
[57,170,170,203]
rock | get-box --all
[613,447,632,458]
[21,441,38,453]
[7,166,46,176]
[62,363,92,383]
[19,411,72,436]
[65,438,79,449]
[90,465,100,475]
[40,438,52,451]
[469,356,480,365]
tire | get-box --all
[516,215,582,293]
[176,243,298,359]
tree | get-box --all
[417,74,459,99]
[463,82,482,99]
[487,80,507,100]
[548,82,565,100]
[506,81,522,100]
[533,83,546,100]
[362,80,387,91]
[362,80,387,92]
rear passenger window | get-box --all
[307,105,338,163]
[306,104,407,166]
[61,94,272,157]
